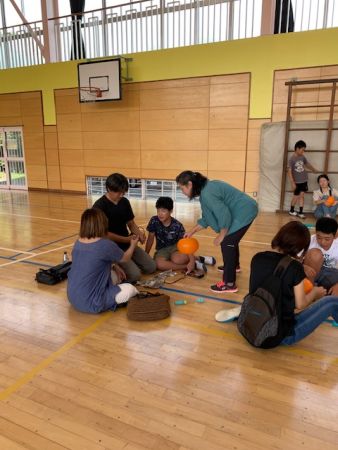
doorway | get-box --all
[0,127,27,190]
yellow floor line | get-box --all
[0,311,111,401]
[173,317,338,365]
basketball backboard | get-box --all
[78,59,121,103]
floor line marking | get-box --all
[0,212,80,224]
[162,286,333,324]
[197,234,270,246]
[0,312,111,401]
[0,247,36,256]
[26,233,78,253]
[0,243,74,268]
[174,318,338,364]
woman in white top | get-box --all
[313,174,338,219]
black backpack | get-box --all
[237,256,292,349]
[35,261,72,285]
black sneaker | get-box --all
[210,281,238,293]
[217,265,241,273]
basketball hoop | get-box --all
[79,86,102,98]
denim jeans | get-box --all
[314,203,338,219]
[282,296,338,345]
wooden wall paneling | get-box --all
[140,108,209,130]
[141,150,208,170]
[45,148,59,166]
[44,132,58,150]
[0,100,21,117]
[81,111,140,132]
[44,125,57,133]
[209,106,249,129]
[20,98,43,117]
[209,83,250,107]
[55,93,81,115]
[140,86,210,110]
[210,73,250,84]
[56,114,82,132]
[138,77,210,90]
[141,130,208,151]
[208,151,246,171]
[22,115,44,132]
[59,149,85,167]
[141,168,192,180]
[83,131,140,150]
[46,165,61,182]
[246,151,260,172]
[60,166,85,192]
[58,132,83,150]
[84,149,140,168]
[247,119,269,151]
[245,171,260,193]
[207,170,245,190]
[86,167,141,178]
[80,89,140,113]
[209,129,247,151]
[25,147,46,165]
[0,117,23,126]
[26,164,48,189]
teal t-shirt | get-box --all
[197,180,258,234]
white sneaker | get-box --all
[195,260,207,272]
[297,212,306,219]
[215,306,242,323]
[198,255,216,266]
[289,211,297,216]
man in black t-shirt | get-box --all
[93,173,156,283]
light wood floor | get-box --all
[0,190,337,450]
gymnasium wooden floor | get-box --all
[0,190,337,450]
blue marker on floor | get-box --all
[196,298,205,303]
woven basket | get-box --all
[127,291,171,321]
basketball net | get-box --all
[79,86,102,98]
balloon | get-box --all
[177,237,199,255]
[325,196,335,207]
[303,278,313,294]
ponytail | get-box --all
[176,171,208,199]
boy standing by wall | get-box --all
[288,140,317,219]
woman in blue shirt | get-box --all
[67,208,139,313]
[176,171,258,293]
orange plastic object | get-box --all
[303,278,314,294]
[325,196,335,207]
[177,237,199,255]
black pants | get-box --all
[220,222,252,284]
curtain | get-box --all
[274,0,294,34]
[70,0,86,59]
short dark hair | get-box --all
[271,221,310,257]
[176,170,208,199]
[295,140,306,150]
[106,173,129,193]
[315,217,338,236]
[156,196,174,211]
[80,208,108,239]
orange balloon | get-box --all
[303,278,313,294]
[325,196,335,207]
[177,237,199,255]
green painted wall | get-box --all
[1,28,337,124]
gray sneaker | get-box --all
[289,211,297,216]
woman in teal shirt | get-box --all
[176,171,258,293]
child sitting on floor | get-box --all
[303,217,338,291]
[145,196,215,274]
[67,208,139,313]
